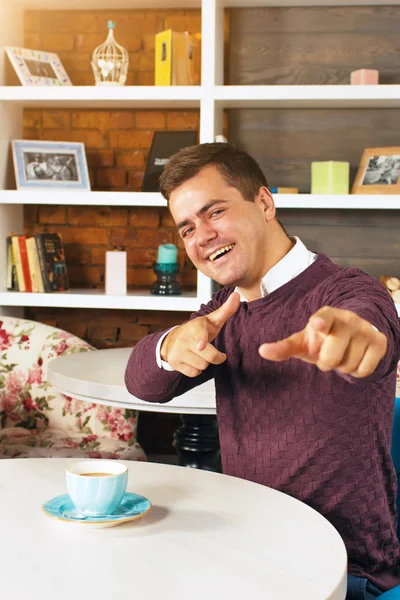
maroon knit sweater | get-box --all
[125,254,400,591]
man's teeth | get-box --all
[209,243,235,262]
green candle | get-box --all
[157,243,178,264]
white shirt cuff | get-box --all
[155,326,178,371]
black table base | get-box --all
[173,414,221,472]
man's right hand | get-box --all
[160,291,241,377]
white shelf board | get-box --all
[4,85,400,110]
[0,289,199,311]
[3,191,400,209]
[222,0,400,6]
[14,0,400,7]
[0,190,167,207]
[0,86,202,109]
[215,85,400,109]
[2,288,396,314]
[15,0,201,9]
[273,195,400,210]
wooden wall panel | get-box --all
[229,6,400,85]
[228,6,400,279]
[228,108,400,193]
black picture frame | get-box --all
[142,130,198,192]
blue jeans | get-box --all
[346,575,382,600]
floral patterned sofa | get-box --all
[0,317,145,461]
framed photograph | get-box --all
[12,140,91,190]
[142,130,198,192]
[5,46,72,86]
[352,147,400,195]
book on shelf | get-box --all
[10,235,28,292]
[17,235,33,293]
[142,130,198,192]
[6,232,69,293]
[34,233,69,292]
[6,235,19,291]
[26,237,44,293]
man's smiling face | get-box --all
[169,165,271,290]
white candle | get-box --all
[105,251,127,295]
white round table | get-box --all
[47,347,216,415]
[0,458,347,600]
[47,347,219,470]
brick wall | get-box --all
[23,10,203,297]
[22,8,228,454]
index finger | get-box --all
[258,331,307,362]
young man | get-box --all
[125,143,400,598]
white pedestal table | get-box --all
[0,458,347,600]
[48,347,219,470]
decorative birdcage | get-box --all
[91,21,128,86]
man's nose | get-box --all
[196,222,217,247]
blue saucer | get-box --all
[42,492,152,528]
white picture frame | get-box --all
[12,140,91,190]
[5,46,72,86]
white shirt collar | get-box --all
[235,237,317,301]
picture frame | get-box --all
[12,140,91,191]
[351,147,400,195]
[5,46,72,86]
[142,130,198,192]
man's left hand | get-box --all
[258,306,388,378]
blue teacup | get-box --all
[66,460,128,517]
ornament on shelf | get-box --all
[380,274,400,304]
[151,244,182,296]
[91,21,128,86]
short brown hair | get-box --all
[159,142,268,202]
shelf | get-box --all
[214,85,400,109]
[0,86,202,109]
[2,191,400,209]
[2,288,395,315]
[0,190,167,207]
[222,0,400,6]
[14,0,400,8]
[273,195,400,210]
[16,0,201,8]
[4,85,400,110]
[0,289,199,311]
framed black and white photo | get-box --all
[12,140,91,190]
[5,46,72,86]
[352,147,400,195]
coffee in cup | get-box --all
[66,460,128,516]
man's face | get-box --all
[169,166,271,289]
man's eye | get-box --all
[182,228,193,238]
[210,209,224,218]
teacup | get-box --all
[66,460,128,517]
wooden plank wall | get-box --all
[228,5,400,279]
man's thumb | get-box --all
[308,307,335,335]
[207,291,241,330]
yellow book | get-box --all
[26,236,44,293]
[155,30,201,86]
[155,30,172,86]
[11,235,25,292]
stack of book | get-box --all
[7,232,69,293]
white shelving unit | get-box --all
[1,0,400,316]
[2,190,400,210]
[0,190,167,207]
[0,289,200,311]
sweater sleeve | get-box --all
[124,287,235,403]
[320,269,400,384]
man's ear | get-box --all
[255,187,276,222]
